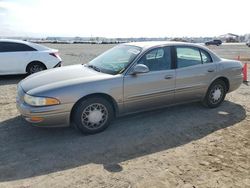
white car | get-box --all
[0,39,62,75]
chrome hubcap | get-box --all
[88,110,103,123]
[213,89,222,101]
[81,103,108,130]
[209,85,223,104]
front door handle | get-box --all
[165,75,173,79]
[207,69,215,72]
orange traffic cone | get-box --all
[243,63,248,82]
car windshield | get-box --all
[86,45,142,75]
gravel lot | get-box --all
[0,43,249,188]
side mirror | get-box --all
[130,64,149,75]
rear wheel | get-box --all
[27,62,46,74]
[203,80,226,108]
[72,97,114,134]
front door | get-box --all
[123,46,175,113]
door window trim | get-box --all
[125,45,175,75]
[173,46,213,69]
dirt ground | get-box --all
[0,44,249,188]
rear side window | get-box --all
[176,47,202,68]
[0,42,36,52]
[200,49,212,63]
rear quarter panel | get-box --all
[32,51,61,69]
[216,60,243,92]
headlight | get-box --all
[24,94,60,106]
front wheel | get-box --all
[72,97,114,134]
[203,80,226,108]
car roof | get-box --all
[0,39,31,45]
[124,41,206,50]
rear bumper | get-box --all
[53,61,62,68]
[228,76,243,93]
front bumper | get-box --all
[16,87,72,127]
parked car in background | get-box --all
[205,39,222,46]
[16,41,243,134]
[0,39,62,75]
[246,41,250,47]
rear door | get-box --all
[0,42,35,75]
[174,46,217,102]
[123,46,175,113]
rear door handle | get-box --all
[164,75,173,79]
[207,69,215,72]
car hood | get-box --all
[20,64,113,93]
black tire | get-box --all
[27,62,46,75]
[203,80,227,108]
[72,97,114,134]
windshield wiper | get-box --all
[86,64,101,72]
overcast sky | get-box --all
[0,0,249,38]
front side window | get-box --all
[176,47,202,68]
[87,45,142,75]
[138,47,171,71]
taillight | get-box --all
[49,52,60,58]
